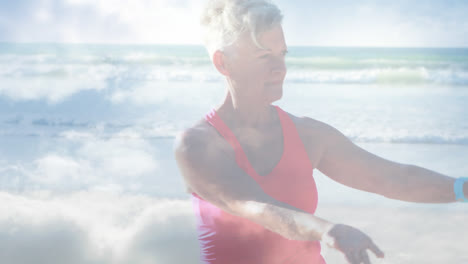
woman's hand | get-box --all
[322,224,385,264]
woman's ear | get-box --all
[212,50,230,77]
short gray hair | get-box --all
[200,0,283,58]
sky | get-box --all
[1,1,468,264]
[0,0,467,47]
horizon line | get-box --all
[1,41,468,49]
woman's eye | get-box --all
[258,51,287,60]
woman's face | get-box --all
[224,25,288,104]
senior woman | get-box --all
[174,0,468,263]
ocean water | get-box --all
[1,44,468,195]
[0,43,467,263]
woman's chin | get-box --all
[265,88,283,103]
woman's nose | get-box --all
[271,58,287,75]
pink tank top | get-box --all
[191,105,325,264]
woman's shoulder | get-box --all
[188,117,221,140]
[175,118,232,157]
[281,109,332,135]
[175,119,235,195]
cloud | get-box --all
[75,133,158,178]
[0,0,205,44]
[110,81,222,106]
[1,190,467,264]
[276,0,468,47]
[0,57,115,103]
[34,154,87,184]
[0,0,467,46]
[0,220,96,264]
[0,191,199,264]
[0,131,161,194]
[0,0,132,43]
[0,76,108,103]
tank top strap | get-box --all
[204,109,252,174]
[273,105,314,170]
[204,106,313,178]
[205,109,238,150]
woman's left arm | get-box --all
[310,120,466,203]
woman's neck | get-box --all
[216,91,274,129]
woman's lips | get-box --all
[266,80,283,85]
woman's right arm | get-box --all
[174,128,333,241]
[174,129,384,263]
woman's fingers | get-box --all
[361,250,371,264]
[345,251,361,264]
[326,224,385,263]
[345,250,372,264]
[368,240,385,258]
[345,250,373,264]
